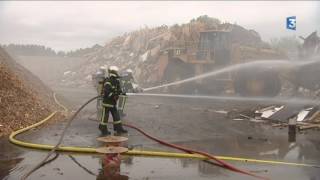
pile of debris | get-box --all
[0,47,59,137]
[227,104,320,131]
[61,15,268,88]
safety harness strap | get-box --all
[102,103,114,108]
[100,122,108,125]
[104,82,116,89]
[113,120,122,124]
[109,73,117,77]
[104,81,112,86]
[100,107,107,125]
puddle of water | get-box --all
[4,150,320,180]
[3,128,320,180]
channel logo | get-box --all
[286,16,296,30]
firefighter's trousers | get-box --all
[100,103,122,129]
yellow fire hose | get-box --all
[9,94,320,169]
[53,93,68,112]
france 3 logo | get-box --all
[286,16,296,30]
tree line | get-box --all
[0,44,102,57]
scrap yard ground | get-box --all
[1,56,320,180]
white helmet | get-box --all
[99,65,108,72]
[98,65,108,75]
[108,65,119,77]
[126,69,133,74]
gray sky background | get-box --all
[0,1,319,51]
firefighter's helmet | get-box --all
[126,69,133,74]
[108,66,119,77]
[98,65,108,76]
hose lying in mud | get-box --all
[37,152,60,169]
[68,155,97,176]
[123,123,268,180]
[16,95,267,180]
[10,124,320,168]
[13,93,320,179]
[10,93,320,179]
[20,95,100,180]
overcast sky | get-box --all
[0,1,319,51]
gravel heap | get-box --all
[0,47,58,137]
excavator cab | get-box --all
[197,30,232,65]
[163,30,234,94]
[166,30,232,65]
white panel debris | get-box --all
[256,106,284,118]
[296,108,313,122]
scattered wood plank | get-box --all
[308,111,320,122]
[299,124,320,130]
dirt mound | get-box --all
[0,47,58,137]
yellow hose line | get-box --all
[53,92,68,112]
[126,151,319,168]
[9,112,55,148]
[8,94,320,168]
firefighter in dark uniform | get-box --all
[99,66,128,135]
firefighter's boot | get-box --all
[99,124,111,135]
[114,123,128,134]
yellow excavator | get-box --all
[159,27,284,96]
[158,28,320,97]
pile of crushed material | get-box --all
[0,47,59,137]
[60,15,270,88]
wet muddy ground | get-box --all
[1,56,320,180]
[2,87,320,180]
